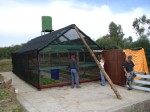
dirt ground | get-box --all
[1,72,150,112]
[0,90,24,112]
[0,74,24,112]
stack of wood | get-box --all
[0,79,17,100]
[0,81,5,89]
[5,79,12,89]
[0,75,4,89]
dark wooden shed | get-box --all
[103,50,126,86]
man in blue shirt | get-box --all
[68,55,81,88]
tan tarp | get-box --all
[123,48,149,75]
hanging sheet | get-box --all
[123,48,149,75]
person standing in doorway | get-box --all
[123,55,135,90]
[99,54,106,86]
[68,55,81,88]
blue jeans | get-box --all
[70,69,79,87]
[127,71,135,82]
[126,71,136,89]
[100,70,106,86]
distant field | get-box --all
[0,58,149,73]
[0,59,12,72]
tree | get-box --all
[109,22,118,39]
[133,14,150,38]
[96,36,118,49]
[132,14,150,67]
[127,36,133,43]
[96,22,126,49]
[0,45,22,59]
[109,22,124,47]
[122,36,133,49]
[132,36,150,67]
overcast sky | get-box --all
[0,0,150,47]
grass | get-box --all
[0,59,12,72]
[0,74,24,112]
[0,74,4,81]
[0,89,9,100]
[40,77,60,85]
[0,89,24,112]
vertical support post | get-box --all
[37,51,41,90]
[27,55,29,81]
[76,52,79,66]
[75,27,122,100]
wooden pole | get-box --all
[75,27,122,100]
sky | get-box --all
[0,0,150,47]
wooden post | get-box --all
[75,27,122,100]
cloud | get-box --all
[0,0,150,47]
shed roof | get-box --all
[14,24,99,54]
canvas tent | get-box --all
[12,24,101,89]
[124,48,149,75]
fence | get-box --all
[132,73,150,92]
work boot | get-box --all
[128,81,133,90]
[76,86,81,88]
[127,82,129,85]
[126,81,129,87]
[128,88,133,90]
[71,86,74,88]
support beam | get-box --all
[75,27,122,100]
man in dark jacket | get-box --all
[68,55,81,88]
[123,55,136,90]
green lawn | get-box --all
[0,70,24,111]
[0,59,12,72]
[0,88,24,112]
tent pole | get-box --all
[75,27,122,100]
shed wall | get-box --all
[103,50,126,86]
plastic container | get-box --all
[51,69,59,80]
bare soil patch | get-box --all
[0,74,24,112]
